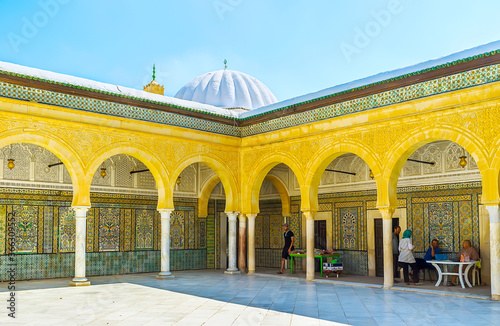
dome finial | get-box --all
[224,59,227,70]
[143,64,164,95]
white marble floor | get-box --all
[1,270,499,326]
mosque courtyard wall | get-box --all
[1,47,500,299]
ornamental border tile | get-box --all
[240,64,500,136]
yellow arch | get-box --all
[171,154,239,212]
[0,129,87,206]
[85,143,170,209]
[304,140,381,212]
[265,175,290,217]
[380,126,490,207]
[198,175,221,218]
[243,152,306,214]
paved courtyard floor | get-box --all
[1,270,499,326]
[255,268,491,299]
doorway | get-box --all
[314,220,327,249]
[219,213,228,270]
[375,218,399,277]
[314,220,327,271]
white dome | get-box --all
[174,70,277,110]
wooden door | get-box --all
[314,220,327,250]
[375,218,384,277]
[375,218,400,277]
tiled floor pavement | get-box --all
[1,270,499,326]
[255,268,491,299]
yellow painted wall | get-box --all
[1,80,500,214]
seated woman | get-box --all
[398,230,422,285]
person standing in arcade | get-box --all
[278,223,295,274]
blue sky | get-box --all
[1,0,500,101]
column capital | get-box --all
[377,207,396,219]
[245,213,257,219]
[158,209,174,218]
[72,206,90,218]
[485,205,500,223]
[302,210,317,220]
[225,211,240,220]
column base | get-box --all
[156,272,175,280]
[248,270,255,275]
[69,278,91,287]
[492,294,500,301]
[224,269,242,275]
[383,283,393,289]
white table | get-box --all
[426,260,476,289]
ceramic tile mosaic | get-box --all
[170,211,185,249]
[0,249,207,281]
[58,206,75,252]
[407,193,480,252]
[0,188,212,280]
[0,205,5,255]
[98,207,120,251]
[0,82,241,137]
[198,218,206,248]
[240,63,500,136]
[255,200,282,249]
[135,209,154,250]
[341,207,358,249]
[288,181,482,276]
[255,248,282,268]
[11,205,39,253]
[339,250,368,275]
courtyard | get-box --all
[1,270,499,326]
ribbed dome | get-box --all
[174,70,277,110]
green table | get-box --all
[289,253,341,277]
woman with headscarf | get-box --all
[398,230,422,285]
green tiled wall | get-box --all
[0,249,207,281]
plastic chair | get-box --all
[418,266,436,281]
[472,259,481,286]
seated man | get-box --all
[448,240,479,286]
[424,239,441,262]
[412,239,441,279]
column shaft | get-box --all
[157,209,175,280]
[485,205,500,301]
[225,211,241,274]
[247,214,257,274]
[238,214,247,271]
[379,207,395,289]
[70,206,90,286]
[304,211,316,281]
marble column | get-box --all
[303,211,316,281]
[238,214,247,272]
[69,206,91,286]
[225,211,241,274]
[485,205,500,301]
[247,214,257,274]
[379,207,395,288]
[157,209,175,280]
